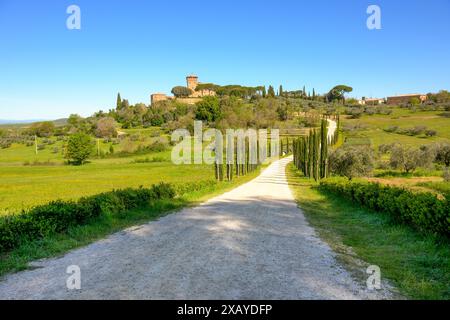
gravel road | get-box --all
[0,156,395,299]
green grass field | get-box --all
[0,160,213,212]
[0,126,216,213]
[342,107,450,148]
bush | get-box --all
[425,129,437,137]
[0,183,176,252]
[384,126,398,133]
[0,140,12,149]
[319,179,449,237]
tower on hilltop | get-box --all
[186,74,199,91]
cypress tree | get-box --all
[319,120,328,179]
[308,133,313,177]
[268,85,276,98]
[312,130,317,181]
[116,93,122,110]
[279,85,283,97]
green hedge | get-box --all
[319,179,450,237]
[0,183,176,252]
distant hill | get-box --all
[0,118,67,128]
[0,119,45,125]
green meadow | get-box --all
[342,107,450,148]
[0,126,215,213]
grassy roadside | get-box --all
[0,169,260,278]
[287,164,450,300]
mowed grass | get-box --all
[0,130,215,212]
[342,108,450,148]
[0,159,213,213]
[287,164,450,300]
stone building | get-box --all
[387,94,427,105]
[150,93,172,105]
[150,75,216,105]
[358,97,385,106]
[186,75,199,91]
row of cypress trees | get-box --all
[293,119,332,181]
[215,138,261,182]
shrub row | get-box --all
[0,183,176,252]
[319,179,449,237]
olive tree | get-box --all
[389,144,434,173]
[329,146,374,180]
[95,117,118,138]
[435,143,450,167]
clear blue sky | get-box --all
[0,0,449,119]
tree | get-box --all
[389,145,432,173]
[279,85,283,97]
[435,143,450,167]
[276,105,288,121]
[267,85,276,98]
[121,99,130,109]
[319,119,328,178]
[171,86,193,98]
[409,97,421,106]
[262,86,267,98]
[116,93,122,109]
[68,114,82,127]
[195,96,221,122]
[95,117,118,138]
[28,121,55,137]
[327,85,353,103]
[65,133,93,165]
[312,88,316,101]
[329,146,374,180]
